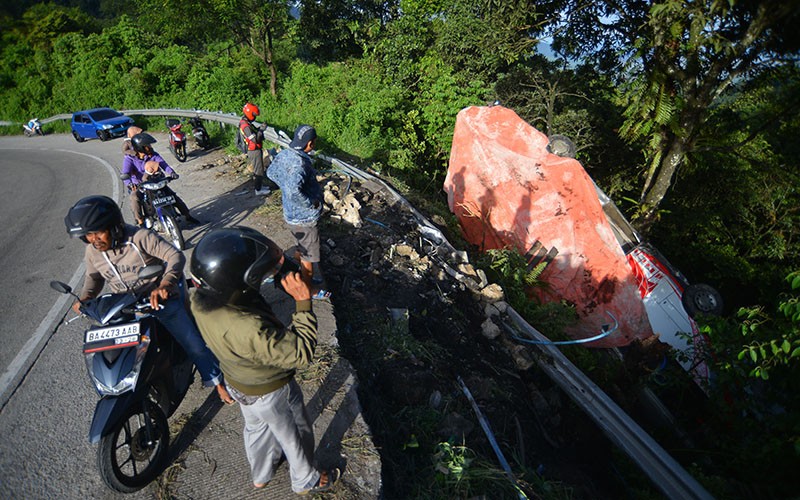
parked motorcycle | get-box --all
[23,118,43,137]
[122,172,185,250]
[165,118,187,162]
[49,265,194,493]
[188,117,210,149]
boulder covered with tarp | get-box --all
[443,105,653,347]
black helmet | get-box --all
[131,132,157,154]
[64,195,124,244]
[190,227,283,300]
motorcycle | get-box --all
[49,265,194,493]
[165,118,187,162]
[122,172,186,250]
[23,118,43,137]
[188,117,210,149]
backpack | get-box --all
[235,126,248,154]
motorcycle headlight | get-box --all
[142,180,168,190]
[85,335,150,396]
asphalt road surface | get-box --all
[0,133,128,497]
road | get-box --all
[0,134,129,497]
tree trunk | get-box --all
[639,137,688,231]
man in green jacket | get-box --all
[189,226,338,494]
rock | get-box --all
[393,244,418,259]
[337,192,363,227]
[323,189,339,207]
[479,283,505,303]
[457,263,478,278]
[481,318,501,339]
[484,300,508,317]
[438,412,474,440]
[511,345,535,371]
[443,105,654,347]
[329,254,345,267]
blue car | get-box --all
[71,107,134,142]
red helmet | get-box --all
[243,102,260,121]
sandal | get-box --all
[298,468,340,495]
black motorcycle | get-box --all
[188,117,210,149]
[122,173,185,250]
[50,265,194,493]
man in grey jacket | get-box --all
[65,195,232,404]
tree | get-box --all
[552,0,800,230]
[134,0,291,97]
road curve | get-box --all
[0,137,121,408]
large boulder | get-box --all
[443,105,653,347]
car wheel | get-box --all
[98,130,110,141]
[547,135,577,158]
[682,283,724,317]
[72,131,85,143]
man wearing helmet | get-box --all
[65,195,232,404]
[240,102,271,196]
[121,132,201,227]
[189,227,340,494]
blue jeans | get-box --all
[155,281,222,387]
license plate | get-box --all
[84,323,141,353]
[152,195,175,207]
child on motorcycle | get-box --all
[121,133,201,227]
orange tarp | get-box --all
[443,105,653,346]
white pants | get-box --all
[229,379,320,492]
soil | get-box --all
[177,143,666,499]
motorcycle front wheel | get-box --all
[162,213,185,250]
[97,400,169,493]
[175,142,187,162]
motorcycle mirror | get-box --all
[50,280,73,295]
[137,264,164,281]
[120,173,131,181]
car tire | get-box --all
[98,130,110,142]
[547,135,577,158]
[72,131,85,143]
[682,283,723,318]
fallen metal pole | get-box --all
[502,308,713,500]
[457,376,528,500]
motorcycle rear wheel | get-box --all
[97,400,169,493]
[162,213,185,250]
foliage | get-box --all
[553,0,800,227]
[686,270,800,496]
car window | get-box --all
[89,109,122,121]
[81,115,90,123]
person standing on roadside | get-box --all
[189,226,340,494]
[267,125,329,298]
[240,102,271,196]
